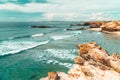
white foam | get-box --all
[50,35,73,40]
[47,60,54,64]
[97,32,101,35]
[50,31,83,40]
[46,49,77,60]
[31,33,44,38]
[30,49,76,68]
[58,62,72,68]
[71,31,82,34]
[46,59,72,68]
[8,37,14,40]
[0,40,49,56]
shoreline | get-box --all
[85,28,102,32]
[40,42,120,80]
[83,21,120,35]
[85,28,120,36]
[68,20,120,36]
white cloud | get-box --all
[43,12,109,21]
[87,12,110,21]
[0,0,120,13]
[0,0,119,21]
[0,0,18,2]
[0,2,58,13]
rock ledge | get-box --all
[40,42,120,80]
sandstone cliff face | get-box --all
[83,21,120,32]
[83,21,106,28]
[40,42,120,80]
[101,21,120,32]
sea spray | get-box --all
[0,40,49,56]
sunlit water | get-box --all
[0,21,120,80]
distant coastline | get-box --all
[67,20,120,36]
[31,20,120,36]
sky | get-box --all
[0,0,120,22]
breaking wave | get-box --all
[31,33,44,38]
[0,40,49,56]
[8,33,44,40]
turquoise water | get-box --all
[0,21,120,80]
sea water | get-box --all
[0,21,120,80]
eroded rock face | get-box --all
[40,42,120,80]
[67,21,120,34]
[101,21,120,32]
[83,21,106,28]
[83,21,120,32]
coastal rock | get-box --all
[74,57,85,65]
[70,24,83,26]
[40,72,59,80]
[101,21,120,32]
[66,28,86,31]
[68,20,120,35]
[31,25,53,28]
[79,21,120,35]
[83,21,106,28]
[83,21,120,32]
[40,42,120,80]
[48,72,59,80]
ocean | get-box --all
[0,21,120,80]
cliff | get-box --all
[40,42,120,80]
[83,21,120,35]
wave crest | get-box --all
[0,40,49,56]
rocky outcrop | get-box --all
[77,21,120,35]
[101,21,120,32]
[40,42,120,80]
[31,25,53,28]
[83,21,107,28]
[70,24,83,26]
[68,21,120,33]
[66,28,86,31]
[83,21,120,32]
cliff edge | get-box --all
[40,42,120,80]
[84,21,120,35]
